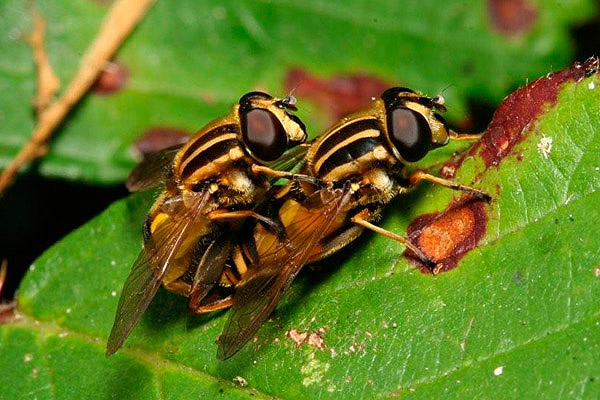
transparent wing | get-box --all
[126,145,182,192]
[265,142,311,184]
[217,187,352,359]
[106,190,210,355]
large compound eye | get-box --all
[387,106,432,162]
[241,108,288,161]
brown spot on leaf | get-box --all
[134,127,190,158]
[285,68,392,121]
[92,60,129,95]
[286,328,327,350]
[488,0,538,36]
[307,328,327,350]
[286,329,308,347]
[440,57,600,174]
[405,197,488,273]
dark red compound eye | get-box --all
[241,108,288,162]
[387,106,432,162]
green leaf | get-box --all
[0,0,595,184]
[2,61,600,399]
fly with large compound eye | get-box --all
[106,91,316,356]
[214,87,492,359]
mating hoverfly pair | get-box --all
[107,88,490,359]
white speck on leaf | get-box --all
[441,165,456,177]
[111,291,117,297]
[589,81,596,90]
[537,136,553,159]
[494,366,504,376]
[233,376,247,387]
[65,308,72,314]
[24,353,33,362]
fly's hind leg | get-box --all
[409,171,491,202]
[307,226,365,264]
[190,296,234,314]
[188,238,232,311]
[189,267,237,314]
[350,209,440,273]
[163,280,191,297]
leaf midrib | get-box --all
[7,301,599,399]
[5,313,282,400]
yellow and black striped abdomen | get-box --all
[175,123,243,185]
[310,117,391,181]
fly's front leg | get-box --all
[350,209,440,273]
[208,209,287,242]
[449,130,484,141]
[409,171,491,202]
[251,164,322,186]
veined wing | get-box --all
[126,145,183,192]
[217,186,352,360]
[265,142,311,184]
[106,189,210,355]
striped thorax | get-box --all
[174,92,306,192]
[307,87,451,184]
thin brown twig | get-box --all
[0,260,17,324]
[0,0,156,196]
[0,260,7,299]
[27,10,60,116]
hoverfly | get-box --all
[106,91,316,356]
[216,87,491,359]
